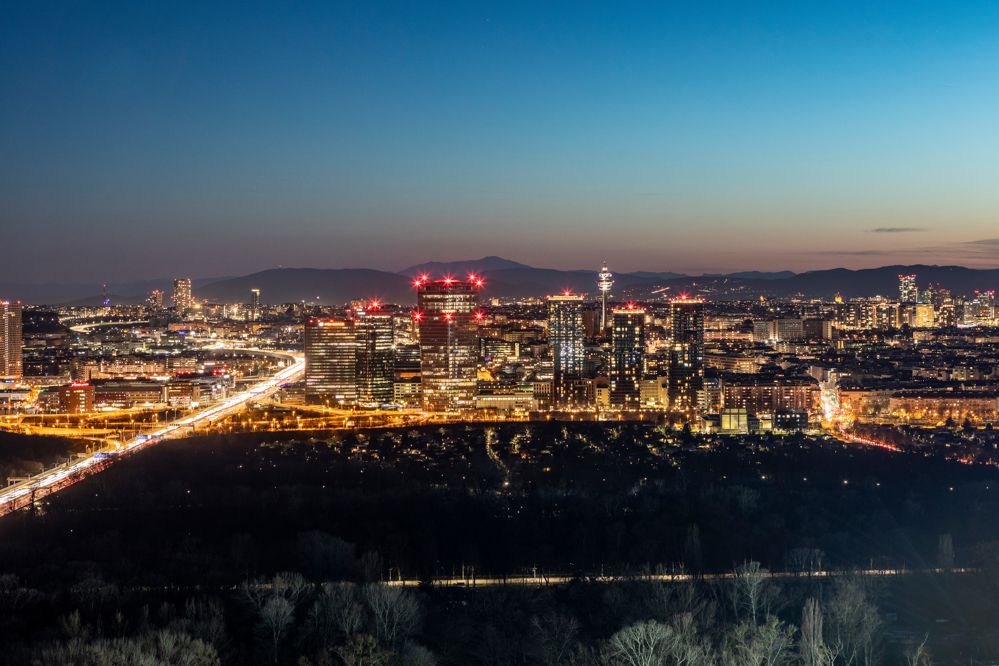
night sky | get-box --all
[4,2,999,282]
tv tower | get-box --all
[597,262,614,332]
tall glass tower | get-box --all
[609,305,646,409]
[668,297,705,421]
[547,292,585,407]
[416,275,482,412]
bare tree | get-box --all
[730,561,778,625]
[307,582,365,649]
[603,620,672,666]
[530,611,581,666]
[905,635,932,666]
[363,583,421,647]
[825,577,881,666]
[260,596,295,664]
[721,617,795,666]
[603,616,712,666]
[800,598,830,666]
[335,633,394,666]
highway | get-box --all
[0,351,305,518]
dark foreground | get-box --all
[3,423,999,664]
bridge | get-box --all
[0,350,305,517]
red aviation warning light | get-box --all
[368,299,382,310]
[467,273,485,288]
[474,310,485,322]
[412,311,423,322]
[443,312,453,322]
[412,273,430,288]
[563,289,573,297]
[442,274,455,285]
[625,301,637,310]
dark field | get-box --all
[4,423,999,664]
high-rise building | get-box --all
[609,305,645,409]
[899,274,918,303]
[547,292,585,407]
[668,297,705,421]
[304,318,358,406]
[146,289,164,309]
[354,303,394,405]
[415,274,483,412]
[249,288,261,321]
[597,263,614,333]
[0,301,23,381]
[172,278,193,311]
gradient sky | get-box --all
[4,2,999,283]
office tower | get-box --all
[249,288,261,321]
[415,274,482,411]
[146,289,164,309]
[609,305,645,408]
[668,297,705,421]
[970,290,996,324]
[547,292,585,407]
[0,301,23,381]
[172,278,193,311]
[304,318,357,406]
[354,303,394,405]
[898,274,918,303]
[597,263,614,333]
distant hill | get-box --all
[10,262,999,305]
[400,255,532,277]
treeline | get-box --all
[0,563,962,665]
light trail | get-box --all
[0,351,304,518]
[385,566,976,588]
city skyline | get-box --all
[5,3,999,282]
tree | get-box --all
[904,635,932,666]
[362,584,421,647]
[603,620,672,666]
[335,634,394,666]
[730,562,778,626]
[825,577,881,666]
[306,582,365,650]
[240,572,310,663]
[530,611,581,666]
[260,596,296,664]
[799,598,829,666]
[721,617,795,666]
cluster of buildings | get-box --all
[303,271,719,426]
[6,268,999,433]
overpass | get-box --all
[0,350,305,517]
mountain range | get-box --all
[4,259,999,305]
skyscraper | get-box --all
[172,278,193,311]
[668,297,705,421]
[415,274,483,412]
[304,318,358,406]
[0,300,23,381]
[597,263,614,333]
[249,288,261,321]
[146,289,164,309]
[354,303,394,405]
[547,292,585,407]
[898,274,918,303]
[609,304,645,409]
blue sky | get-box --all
[3,2,999,281]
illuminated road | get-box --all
[386,566,974,588]
[0,351,304,518]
